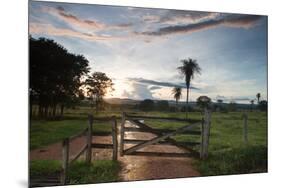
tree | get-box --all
[258,100,267,111]
[228,101,237,112]
[85,72,114,113]
[178,58,201,119]
[250,99,255,111]
[139,99,155,111]
[256,93,261,104]
[156,100,169,111]
[172,87,182,111]
[196,96,211,110]
[29,36,90,118]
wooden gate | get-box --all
[119,109,211,159]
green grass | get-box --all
[30,160,120,184]
[30,107,267,176]
[30,119,112,149]
[30,160,61,177]
[196,145,267,175]
[126,111,267,175]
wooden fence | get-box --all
[60,115,118,185]
[120,108,212,159]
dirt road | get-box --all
[30,121,200,181]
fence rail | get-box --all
[60,115,118,185]
[120,109,211,159]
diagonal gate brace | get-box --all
[127,119,200,153]
[124,121,201,155]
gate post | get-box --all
[61,138,69,185]
[86,114,93,164]
[119,112,126,156]
[200,108,211,159]
[111,116,118,160]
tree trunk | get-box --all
[44,105,48,118]
[60,104,64,117]
[53,104,57,117]
[30,103,33,118]
[39,104,43,117]
[186,87,189,119]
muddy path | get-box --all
[30,121,200,181]
[118,121,200,181]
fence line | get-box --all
[60,115,118,185]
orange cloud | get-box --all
[29,23,117,41]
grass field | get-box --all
[30,160,120,184]
[30,106,267,178]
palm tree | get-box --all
[256,93,261,104]
[172,87,182,111]
[250,99,255,112]
[178,58,201,119]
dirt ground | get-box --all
[30,121,200,181]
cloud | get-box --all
[121,83,154,99]
[158,10,220,25]
[138,15,262,36]
[127,77,199,90]
[29,23,117,41]
[149,86,162,90]
[41,6,132,31]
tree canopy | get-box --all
[29,36,90,118]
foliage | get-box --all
[196,145,267,176]
[155,100,169,111]
[228,101,237,112]
[196,96,211,109]
[177,58,201,118]
[30,119,111,149]
[139,99,155,111]
[29,36,90,118]
[256,93,261,103]
[30,160,61,177]
[172,87,182,109]
[85,72,114,113]
[30,160,120,184]
[258,100,268,111]
[68,160,120,184]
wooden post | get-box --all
[119,112,126,156]
[200,117,204,159]
[86,114,93,164]
[61,138,69,185]
[111,116,118,160]
[243,113,248,144]
[200,108,211,159]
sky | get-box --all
[29,1,268,103]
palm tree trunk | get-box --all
[186,87,189,119]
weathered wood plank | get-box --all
[69,144,87,164]
[128,119,198,154]
[119,112,126,156]
[61,138,69,185]
[91,143,113,149]
[200,109,211,159]
[86,115,93,164]
[126,151,198,158]
[111,116,118,160]
[126,114,201,123]
[124,127,201,135]
[124,122,201,155]
[123,139,200,146]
